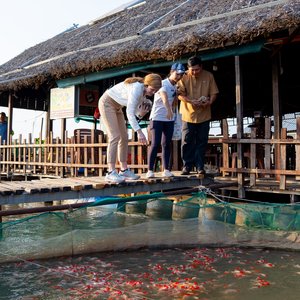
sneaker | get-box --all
[105,170,125,183]
[162,170,174,177]
[197,169,206,175]
[119,168,140,180]
[181,166,190,175]
[146,170,155,178]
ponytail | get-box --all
[124,74,162,90]
[124,77,144,84]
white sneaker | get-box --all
[105,170,125,183]
[162,170,174,177]
[146,170,155,178]
[119,168,140,180]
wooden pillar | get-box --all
[272,54,282,179]
[60,119,66,143]
[45,93,52,141]
[235,56,245,198]
[221,119,229,177]
[60,118,66,177]
[264,118,272,177]
[7,92,13,145]
[296,117,300,181]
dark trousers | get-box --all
[148,120,174,171]
[181,120,210,170]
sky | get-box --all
[0,0,131,138]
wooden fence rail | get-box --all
[220,117,300,190]
[0,118,299,186]
[0,129,181,178]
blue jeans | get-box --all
[181,120,210,170]
[148,120,174,171]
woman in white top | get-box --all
[99,74,162,183]
[147,63,185,178]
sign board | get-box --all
[50,86,77,119]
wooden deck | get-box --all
[0,172,211,206]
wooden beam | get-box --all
[280,128,287,190]
[272,54,281,180]
[296,117,300,180]
[222,119,229,176]
[45,92,51,140]
[235,56,245,198]
[271,26,300,58]
[7,92,13,145]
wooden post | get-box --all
[0,205,2,239]
[264,118,271,177]
[55,137,59,176]
[272,54,281,180]
[171,141,179,171]
[222,119,229,177]
[7,92,13,145]
[296,117,300,180]
[6,92,13,176]
[98,134,104,177]
[250,128,257,186]
[280,128,287,190]
[235,56,245,198]
[45,93,51,141]
[60,119,66,177]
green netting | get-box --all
[0,191,299,264]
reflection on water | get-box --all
[0,247,300,300]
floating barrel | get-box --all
[235,203,273,228]
[172,201,200,220]
[198,199,236,224]
[125,201,147,214]
[203,205,236,224]
[146,199,173,219]
[272,206,300,231]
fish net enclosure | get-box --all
[0,191,299,264]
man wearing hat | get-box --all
[146,62,185,178]
[177,56,219,175]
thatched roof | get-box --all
[0,0,299,91]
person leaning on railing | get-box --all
[98,74,162,184]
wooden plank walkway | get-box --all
[0,172,208,205]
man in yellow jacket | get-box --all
[178,56,219,175]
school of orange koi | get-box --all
[1,246,300,299]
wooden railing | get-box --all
[220,117,300,189]
[0,129,181,178]
[0,118,299,185]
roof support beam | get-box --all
[272,53,282,180]
[7,93,13,145]
[235,55,245,198]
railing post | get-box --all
[221,119,229,177]
[249,128,257,186]
[280,128,287,190]
[264,118,271,177]
[296,117,300,180]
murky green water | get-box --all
[0,247,300,300]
